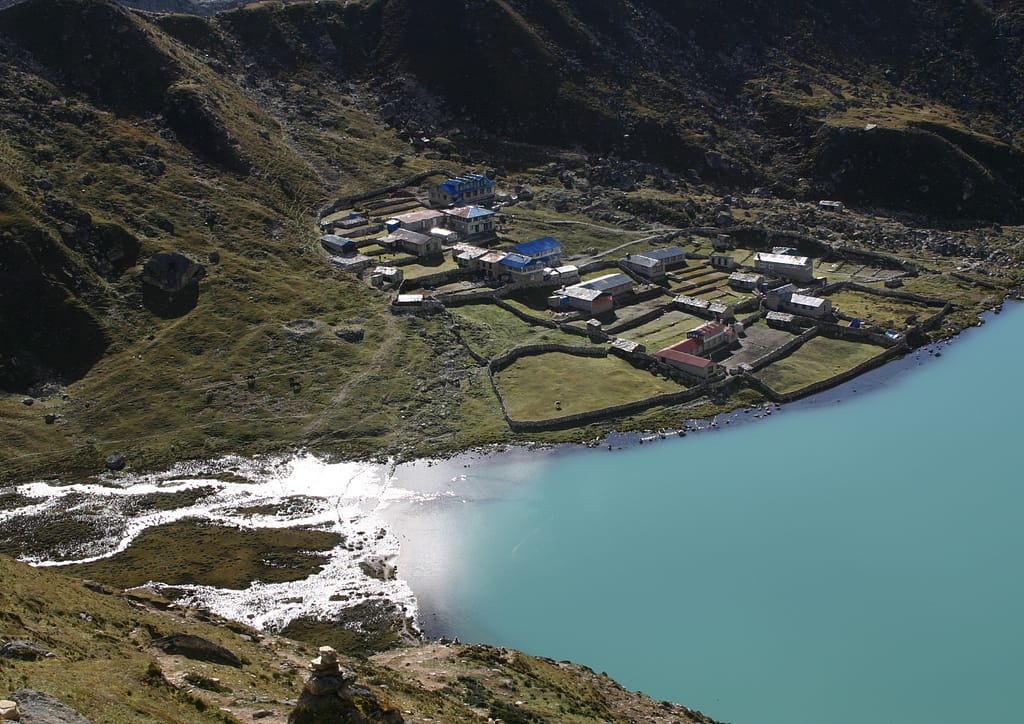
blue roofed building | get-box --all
[623,245,687,281]
[498,252,545,284]
[429,174,496,208]
[513,236,562,266]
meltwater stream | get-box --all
[381,303,1024,724]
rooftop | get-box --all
[691,320,728,337]
[514,236,562,256]
[790,293,828,308]
[561,287,609,302]
[579,273,632,293]
[444,205,495,219]
[755,252,811,266]
[625,255,661,268]
[501,253,536,270]
[640,246,686,261]
[438,174,496,195]
[381,228,432,246]
[395,209,445,224]
[656,348,714,368]
[663,337,700,354]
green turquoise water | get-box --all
[385,303,1024,724]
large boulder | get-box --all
[149,633,242,667]
[140,252,205,318]
[9,689,89,723]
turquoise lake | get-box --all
[383,302,1024,724]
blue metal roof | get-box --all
[581,273,632,293]
[514,236,561,256]
[500,253,534,270]
[642,246,686,261]
[439,174,495,196]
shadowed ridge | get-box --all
[0,0,181,114]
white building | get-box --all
[754,252,814,282]
[442,206,496,237]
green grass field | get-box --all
[496,352,685,420]
[452,303,586,358]
[826,289,931,328]
[755,336,884,393]
[621,310,698,350]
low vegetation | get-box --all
[496,353,686,421]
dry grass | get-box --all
[756,336,884,393]
[496,352,685,420]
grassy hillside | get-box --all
[0,0,1021,486]
[0,553,720,722]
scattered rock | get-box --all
[9,689,89,723]
[359,556,396,581]
[21,398,33,406]
[0,699,17,721]
[149,633,243,667]
[0,641,54,661]
[43,414,57,425]
[82,580,110,595]
[104,452,126,471]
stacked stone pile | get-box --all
[288,646,403,724]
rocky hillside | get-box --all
[0,553,718,722]
[0,0,1021,475]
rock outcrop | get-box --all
[150,633,242,667]
[140,252,205,318]
[7,689,89,723]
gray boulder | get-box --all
[10,689,89,723]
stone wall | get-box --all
[318,168,451,218]
[821,280,946,307]
[505,386,708,432]
[401,267,475,291]
[604,305,667,335]
[577,258,623,275]
[741,326,819,373]
[742,342,908,403]
[434,287,503,305]
[489,343,607,374]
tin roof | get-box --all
[561,287,608,302]
[395,209,445,224]
[626,255,661,268]
[641,246,686,261]
[790,293,827,307]
[500,253,535,270]
[514,236,562,256]
[444,205,495,219]
[755,252,811,266]
[580,273,632,293]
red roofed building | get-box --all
[655,343,719,379]
[654,321,736,379]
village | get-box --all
[316,172,953,431]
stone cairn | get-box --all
[288,646,403,724]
